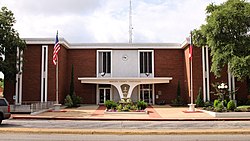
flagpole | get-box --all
[56,59,59,104]
[190,55,193,104]
[188,31,195,111]
[53,31,61,111]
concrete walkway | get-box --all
[11,104,250,121]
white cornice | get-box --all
[23,38,70,48]
[23,38,185,49]
[181,37,190,49]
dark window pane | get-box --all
[107,52,111,73]
[149,52,152,73]
[144,52,148,73]
[140,52,143,73]
[106,89,111,101]
[103,52,106,73]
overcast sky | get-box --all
[0,0,228,43]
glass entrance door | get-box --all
[140,84,153,104]
[99,88,111,104]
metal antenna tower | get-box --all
[129,0,133,43]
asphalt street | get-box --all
[1,119,250,129]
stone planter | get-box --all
[104,110,148,114]
[202,110,250,118]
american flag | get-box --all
[53,31,61,65]
[189,32,193,60]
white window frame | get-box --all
[138,50,154,77]
[96,50,112,77]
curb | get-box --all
[12,116,250,121]
[1,128,250,135]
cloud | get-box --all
[0,0,230,43]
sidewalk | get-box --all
[11,104,250,121]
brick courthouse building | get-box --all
[4,38,249,105]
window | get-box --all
[139,52,152,73]
[98,52,111,74]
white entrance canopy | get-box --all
[78,77,172,99]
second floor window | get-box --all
[140,52,152,73]
[99,52,111,74]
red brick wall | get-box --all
[67,49,96,104]
[154,49,187,104]
[22,44,42,102]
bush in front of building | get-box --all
[227,100,236,111]
[214,101,224,112]
[64,95,73,107]
[195,87,204,107]
[71,95,82,107]
[137,100,148,110]
[235,106,250,112]
[171,80,184,106]
[105,99,148,112]
[104,100,117,110]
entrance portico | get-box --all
[78,77,172,104]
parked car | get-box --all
[0,97,11,124]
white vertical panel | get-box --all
[41,45,48,102]
[202,46,206,101]
[205,46,210,101]
[15,47,20,105]
[19,50,23,104]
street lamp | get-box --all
[218,83,228,89]
[217,83,228,107]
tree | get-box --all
[193,0,250,80]
[68,64,82,107]
[195,87,204,107]
[0,7,26,81]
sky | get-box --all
[0,0,228,44]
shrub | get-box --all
[235,105,250,112]
[204,101,213,107]
[64,95,73,108]
[72,95,82,107]
[122,104,130,111]
[227,100,236,111]
[214,102,224,112]
[117,104,123,112]
[195,87,204,107]
[213,99,220,108]
[104,100,117,110]
[137,100,148,110]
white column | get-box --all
[15,47,23,105]
[232,75,236,100]
[228,66,232,99]
[202,46,206,101]
[41,45,48,102]
[205,46,210,101]
[152,84,155,105]
[19,50,23,104]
